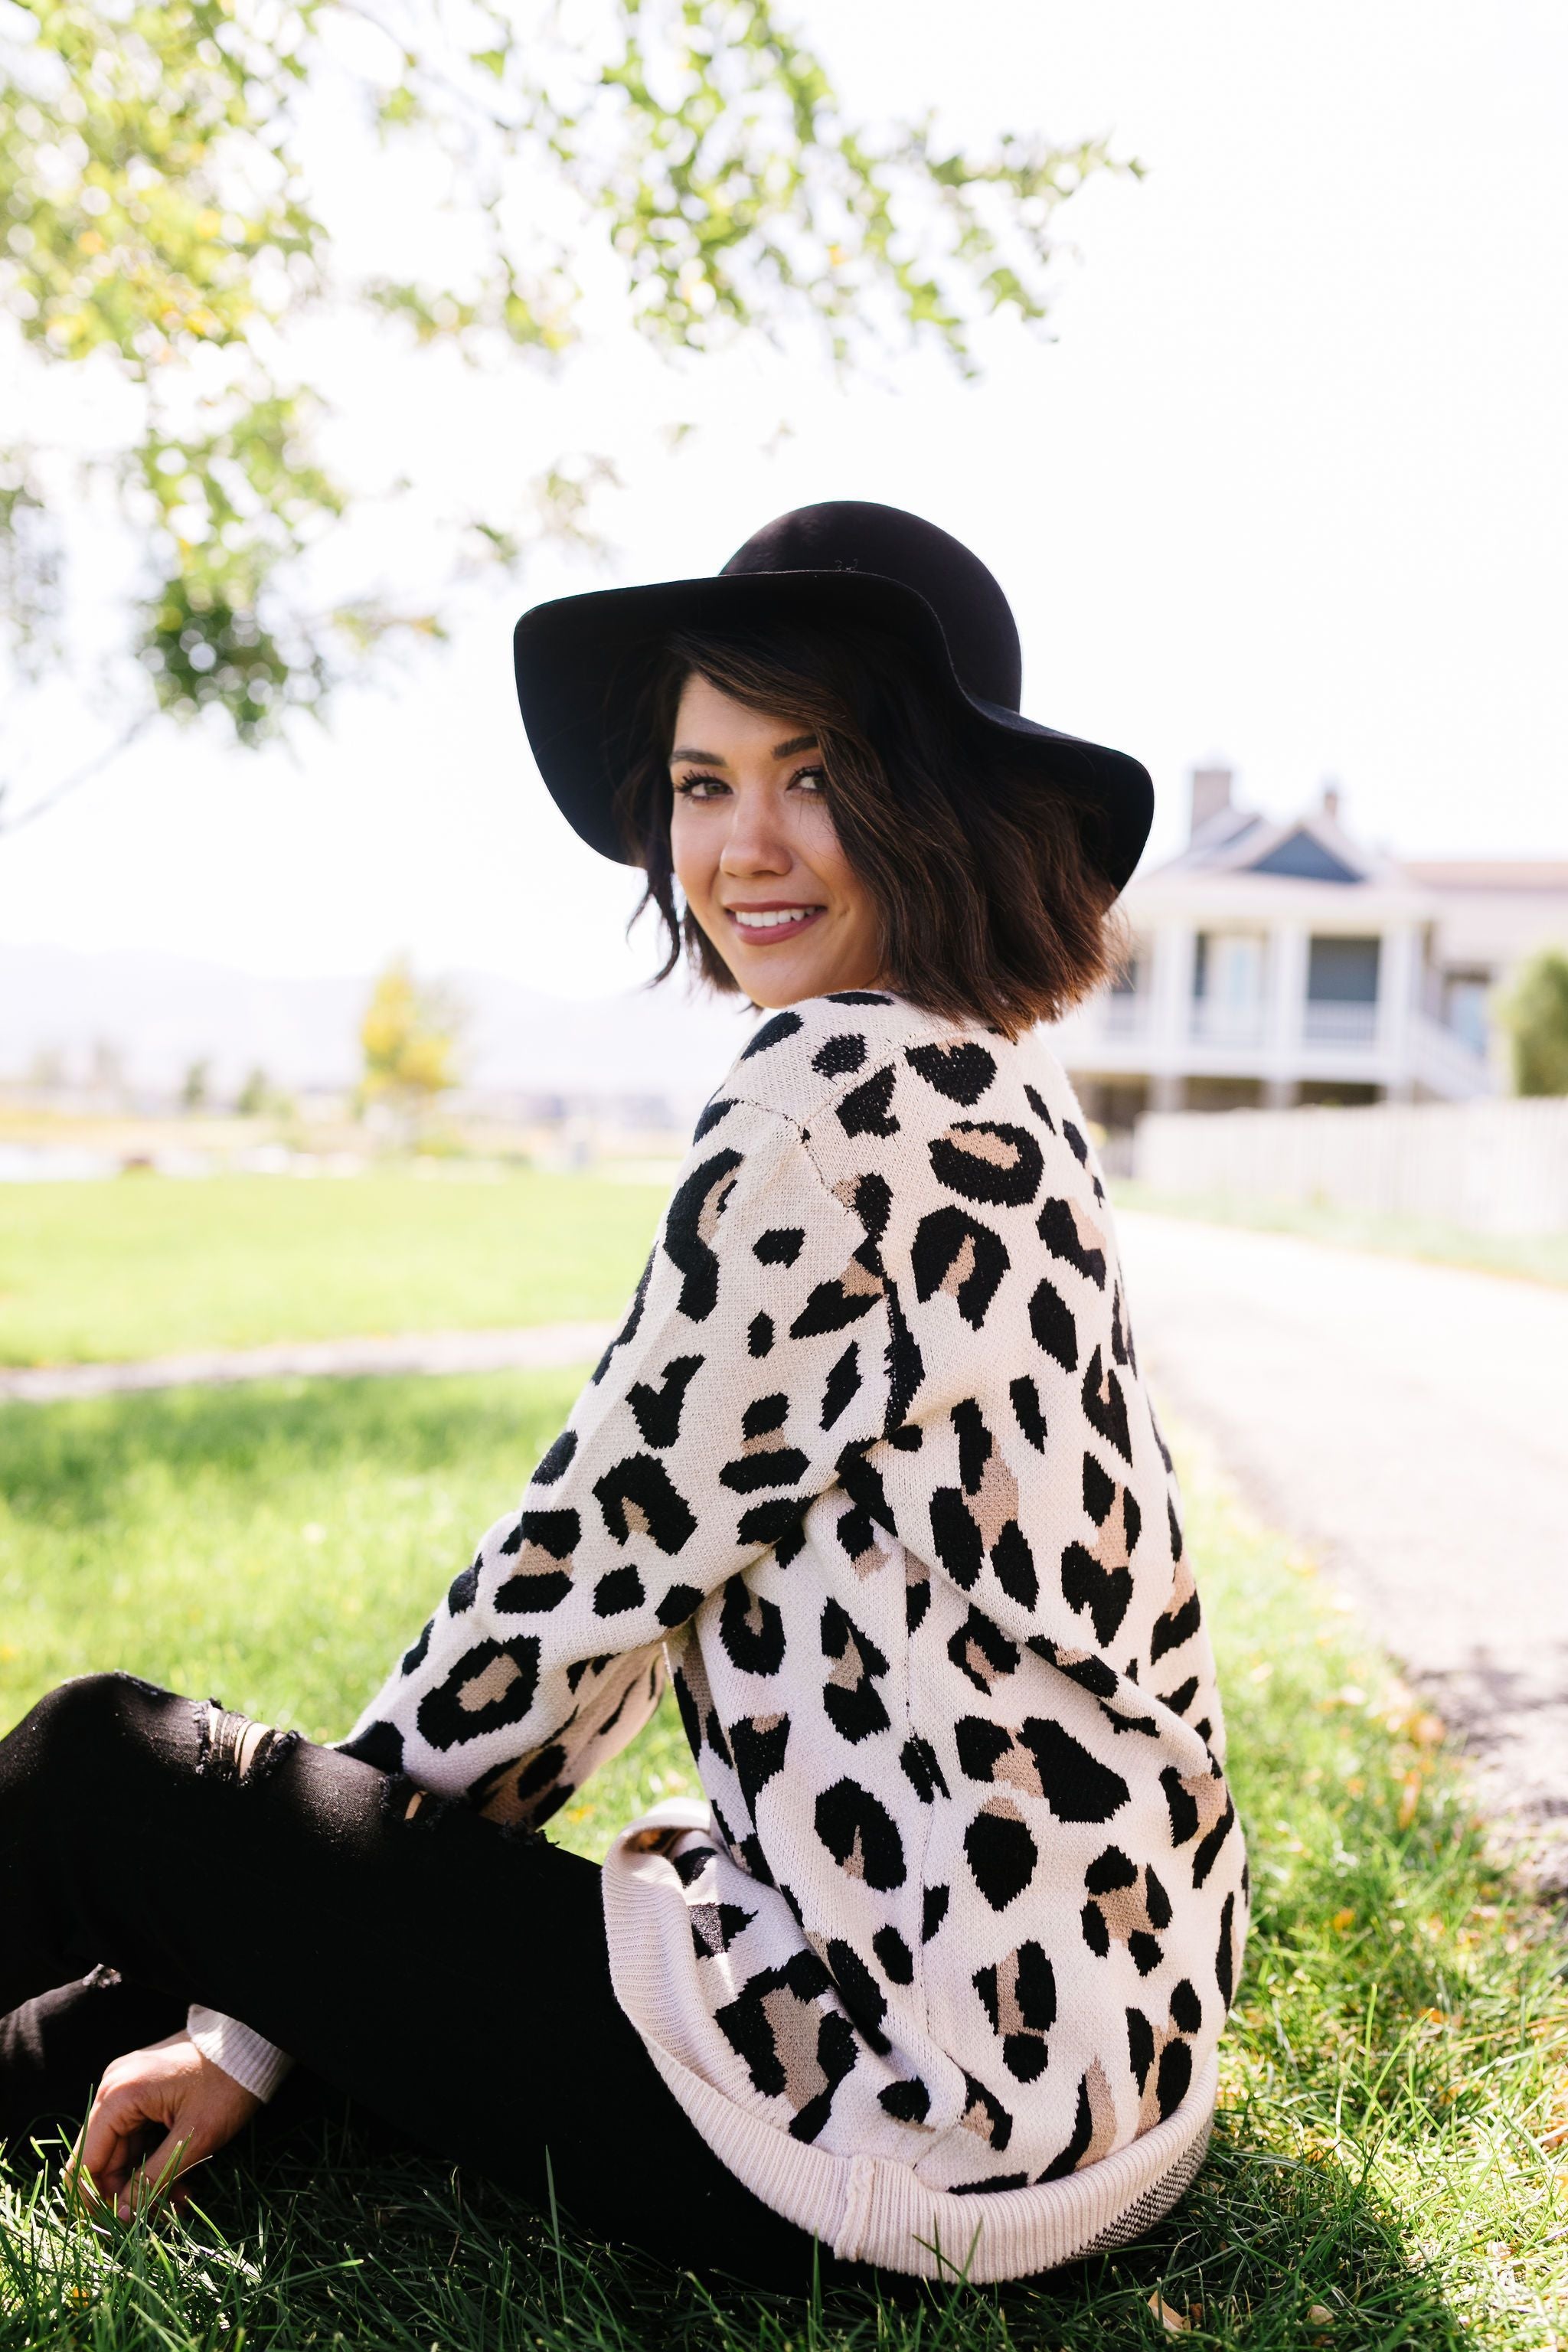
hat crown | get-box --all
[720,499,1022,714]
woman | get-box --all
[0,501,1246,2290]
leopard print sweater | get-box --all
[336,991,1247,2276]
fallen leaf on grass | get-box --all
[1148,2292,1190,2333]
[1331,1907,1355,1932]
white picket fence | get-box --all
[1133,1096,1568,1235]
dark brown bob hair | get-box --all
[614,619,1121,1039]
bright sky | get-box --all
[5,0,1566,1002]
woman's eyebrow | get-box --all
[668,734,818,765]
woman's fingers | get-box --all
[119,2128,198,2221]
[66,2033,261,2224]
[71,2076,161,2207]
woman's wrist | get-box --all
[185,2006,294,2102]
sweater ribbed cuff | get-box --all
[185,2007,293,2102]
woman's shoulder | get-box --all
[707,994,1089,1155]
[710,991,965,1119]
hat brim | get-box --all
[513,569,1153,892]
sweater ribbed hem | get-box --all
[185,2007,293,2102]
[603,1805,1218,2283]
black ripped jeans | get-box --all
[0,1673,885,2299]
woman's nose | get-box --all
[718,794,791,875]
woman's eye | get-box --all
[675,773,729,800]
[790,766,827,793]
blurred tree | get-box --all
[0,0,1128,828]
[359,955,464,1134]
[235,1063,271,1116]
[180,1055,211,1110]
[1503,948,1568,1096]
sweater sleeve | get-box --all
[340,1099,893,1826]
[185,2005,294,2101]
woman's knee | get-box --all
[8,1671,184,1775]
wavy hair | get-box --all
[613,620,1121,1038]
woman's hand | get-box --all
[67,2031,261,2223]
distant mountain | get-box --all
[0,944,756,1113]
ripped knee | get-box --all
[194,1700,300,1787]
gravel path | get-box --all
[0,1321,617,1403]
[1116,1210,1568,1890]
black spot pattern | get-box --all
[813,1032,868,1077]
[837,1065,900,1138]
[905,1040,997,1103]
[662,1151,743,1321]
[911,1205,1010,1330]
[627,1355,704,1449]
[929,1122,1044,1209]
[533,1429,577,1485]
[815,1777,906,1889]
[1037,1197,1107,1288]
[417,1634,541,1751]
[820,1598,890,1743]
[753,1227,805,1266]
[1028,1277,1080,1371]
[820,1342,862,1429]
[593,1455,697,1553]
[741,1011,804,1059]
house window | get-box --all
[1304,935,1380,1043]
[1101,939,1146,1034]
[1442,969,1491,1057]
[1191,932,1267,1043]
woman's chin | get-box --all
[734,957,841,1011]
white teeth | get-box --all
[732,907,818,930]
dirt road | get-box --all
[1117,1210,1568,1886]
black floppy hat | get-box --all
[512,499,1154,893]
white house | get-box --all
[1050,767,1568,1135]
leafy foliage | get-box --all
[1502,948,1568,1097]
[0,0,1126,815]
[358,956,465,1125]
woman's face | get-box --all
[668,673,886,1008]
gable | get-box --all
[1246,829,1364,884]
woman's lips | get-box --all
[724,904,826,946]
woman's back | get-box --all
[352,989,1246,2275]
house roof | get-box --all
[1401,860,1568,893]
[1152,802,1389,886]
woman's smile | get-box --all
[724,901,827,942]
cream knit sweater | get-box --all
[204,992,1247,2279]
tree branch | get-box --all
[0,710,157,837]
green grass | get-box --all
[3,1374,1566,2345]
[1112,1181,1568,1290]
[0,1172,665,1366]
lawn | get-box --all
[1112,1181,1568,1291]
[2,1370,1565,2348]
[0,1172,665,1366]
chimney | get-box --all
[1189,764,1233,841]
[1320,779,1342,824]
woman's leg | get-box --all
[0,1969,186,2153]
[0,1674,866,2295]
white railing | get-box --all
[1135,1096,1568,1235]
[1301,1000,1379,1044]
[1189,1000,1266,1047]
[1410,1013,1494,1102]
